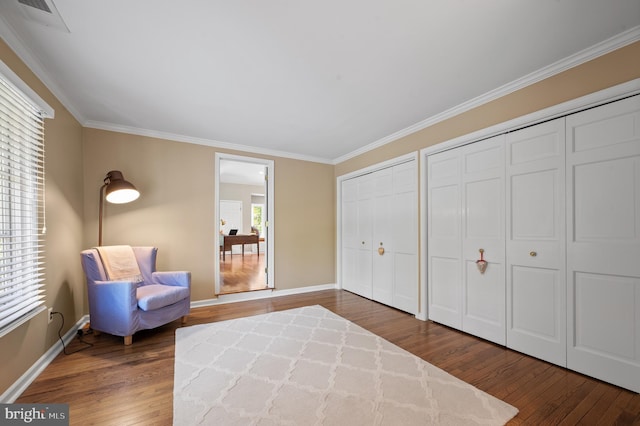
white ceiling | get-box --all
[219,159,266,187]
[1,1,639,164]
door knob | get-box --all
[530,251,537,257]
[378,247,385,255]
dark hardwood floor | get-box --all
[16,290,640,425]
[219,252,267,294]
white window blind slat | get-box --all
[0,297,45,330]
[0,74,46,338]
[0,287,44,309]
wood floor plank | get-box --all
[14,290,640,425]
[219,252,267,294]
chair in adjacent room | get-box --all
[81,245,191,345]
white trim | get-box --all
[333,26,640,164]
[337,152,417,182]
[214,153,275,295]
[417,151,429,322]
[0,59,54,118]
[86,121,333,165]
[420,78,640,157]
[190,284,337,308]
[0,16,81,123]
[0,315,89,403]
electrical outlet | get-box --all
[48,307,53,324]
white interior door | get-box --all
[566,95,640,392]
[220,200,243,254]
[506,118,566,366]
[427,148,463,329]
[461,135,506,345]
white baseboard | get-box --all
[191,283,338,308]
[1,315,90,403]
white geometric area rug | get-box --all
[174,305,518,425]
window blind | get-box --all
[0,76,45,338]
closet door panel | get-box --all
[430,257,460,325]
[341,179,359,294]
[511,267,559,337]
[461,135,506,345]
[372,168,394,305]
[464,256,504,332]
[506,118,566,366]
[567,95,640,392]
[357,176,374,252]
[428,149,462,328]
[394,253,418,314]
[390,162,418,314]
[341,181,359,249]
[341,174,373,299]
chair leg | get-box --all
[181,315,188,325]
[124,335,132,346]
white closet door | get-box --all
[506,118,566,366]
[566,95,640,392]
[427,149,463,329]
[461,135,506,345]
[371,161,418,314]
[220,200,243,254]
[372,168,394,306]
[341,178,360,295]
[390,161,418,314]
[341,174,374,298]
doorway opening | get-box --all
[215,153,274,295]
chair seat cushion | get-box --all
[137,284,190,311]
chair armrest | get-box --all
[89,280,138,333]
[93,280,137,303]
[152,271,191,288]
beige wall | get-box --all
[0,40,84,395]
[335,41,640,176]
[82,130,337,300]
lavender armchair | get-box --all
[81,246,191,345]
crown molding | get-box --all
[2,9,637,165]
[83,120,334,165]
[0,15,85,124]
[333,25,640,165]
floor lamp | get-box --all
[98,170,140,246]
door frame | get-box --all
[215,152,275,294]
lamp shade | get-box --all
[104,170,140,204]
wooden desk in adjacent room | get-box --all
[221,234,260,261]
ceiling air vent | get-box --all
[15,0,70,32]
[18,0,52,14]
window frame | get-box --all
[0,60,52,338]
